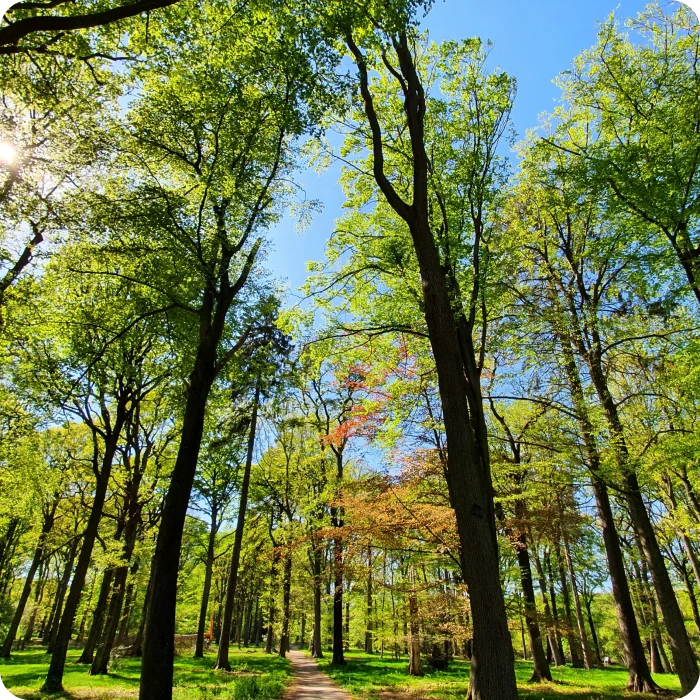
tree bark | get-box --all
[80,568,114,663]
[556,543,583,668]
[195,507,218,658]
[364,544,373,654]
[345,31,517,700]
[560,336,657,690]
[407,567,422,677]
[215,382,259,670]
[43,429,124,692]
[514,532,551,681]
[562,532,595,670]
[311,539,323,658]
[586,354,698,694]
[279,544,292,657]
[533,548,565,666]
[1,501,56,658]
[139,338,219,697]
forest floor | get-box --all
[0,647,291,699]
[314,652,684,700]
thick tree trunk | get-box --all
[215,384,259,670]
[139,340,218,699]
[43,425,125,693]
[79,569,114,664]
[347,31,517,700]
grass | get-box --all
[314,651,684,700]
[0,647,291,700]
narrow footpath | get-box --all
[285,650,352,700]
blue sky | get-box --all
[264,0,663,297]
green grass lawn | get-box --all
[315,651,684,700]
[0,647,291,699]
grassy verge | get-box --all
[0,647,291,699]
[314,651,683,700]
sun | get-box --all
[0,142,16,166]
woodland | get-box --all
[0,1,698,700]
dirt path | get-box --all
[284,650,352,700]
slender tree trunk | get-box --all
[556,543,583,668]
[515,531,551,681]
[117,561,138,644]
[533,549,564,666]
[91,519,139,675]
[195,511,217,658]
[312,540,323,659]
[680,563,700,637]
[562,532,595,670]
[560,338,657,690]
[365,544,373,654]
[279,544,292,658]
[584,596,601,665]
[407,567,422,677]
[215,383,259,670]
[586,359,698,694]
[79,568,115,664]
[46,538,79,654]
[1,502,56,658]
[43,411,127,693]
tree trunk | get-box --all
[1,502,55,658]
[560,337,656,690]
[312,540,323,658]
[346,32,517,700]
[586,358,698,694]
[195,510,217,658]
[46,538,79,654]
[279,544,292,658]
[533,548,564,666]
[42,397,129,694]
[514,531,551,681]
[562,533,595,670]
[407,567,422,677]
[215,383,259,670]
[91,518,139,675]
[139,333,221,700]
[79,568,115,664]
[365,545,373,654]
[556,544,583,668]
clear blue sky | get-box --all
[264,0,657,298]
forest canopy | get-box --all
[0,2,699,700]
